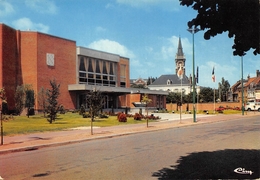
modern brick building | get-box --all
[0,23,167,113]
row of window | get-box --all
[78,56,126,87]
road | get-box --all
[0,116,259,179]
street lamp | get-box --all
[187,27,200,123]
[241,56,244,115]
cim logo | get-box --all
[234,167,253,175]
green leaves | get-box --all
[180,0,260,56]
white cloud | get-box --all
[12,18,49,33]
[0,1,14,17]
[25,0,57,14]
[95,26,106,32]
[116,0,180,11]
[88,39,135,59]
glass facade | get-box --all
[79,56,117,87]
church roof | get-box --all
[148,74,190,86]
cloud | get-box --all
[95,26,106,32]
[0,1,14,17]
[88,39,135,59]
[116,0,180,11]
[25,0,57,14]
[12,18,49,33]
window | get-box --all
[78,55,117,87]
[120,64,126,87]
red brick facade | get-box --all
[0,23,167,113]
[0,24,76,111]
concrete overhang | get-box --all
[77,47,120,62]
[68,84,169,95]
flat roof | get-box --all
[77,47,120,62]
[68,84,169,95]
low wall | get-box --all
[166,102,241,112]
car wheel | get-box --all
[247,108,251,111]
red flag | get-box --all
[212,67,215,82]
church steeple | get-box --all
[177,37,184,57]
[175,37,186,75]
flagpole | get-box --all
[214,88,215,114]
[180,77,182,123]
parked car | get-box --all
[245,101,260,111]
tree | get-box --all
[199,87,214,102]
[14,84,33,115]
[130,84,146,89]
[46,79,60,124]
[85,89,105,135]
[147,77,157,85]
[37,87,48,117]
[218,78,230,101]
[141,94,152,127]
[25,89,35,118]
[180,0,260,56]
[0,88,8,114]
[166,92,181,103]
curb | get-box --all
[0,114,257,155]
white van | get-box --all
[245,101,260,111]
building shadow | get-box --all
[152,149,260,179]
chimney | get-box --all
[257,70,260,77]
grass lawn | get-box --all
[2,112,153,136]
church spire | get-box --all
[175,37,186,75]
[177,36,184,57]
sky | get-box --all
[1,0,259,88]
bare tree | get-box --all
[85,89,105,135]
[141,94,152,127]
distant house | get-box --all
[148,37,201,95]
[231,70,260,102]
[130,78,148,88]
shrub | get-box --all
[117,112,127,122]
[82,113,91,118]
[134,113,142,120]
[59,105,66,114]
[79,104,85,115]
[99,113,109,118]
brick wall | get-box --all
[0,24,19,110]
[166,102,241,112]
[19,32,77,110]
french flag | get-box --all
[212,67,215,82]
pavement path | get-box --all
[0,112,259,154]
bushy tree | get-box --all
[0,88,8,114]
[14,84,34,115]
[180,0,259,56]
[46,79,60,124]
[37,87,48,117]
[218,78,230,101]
[25,89,35,118]
[166,92,181,103]
[199,87,215,102]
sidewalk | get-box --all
[0,112,258,155]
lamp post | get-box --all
[241,56,244,115]
[188,27,200,123]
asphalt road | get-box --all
[0,116,259,180]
